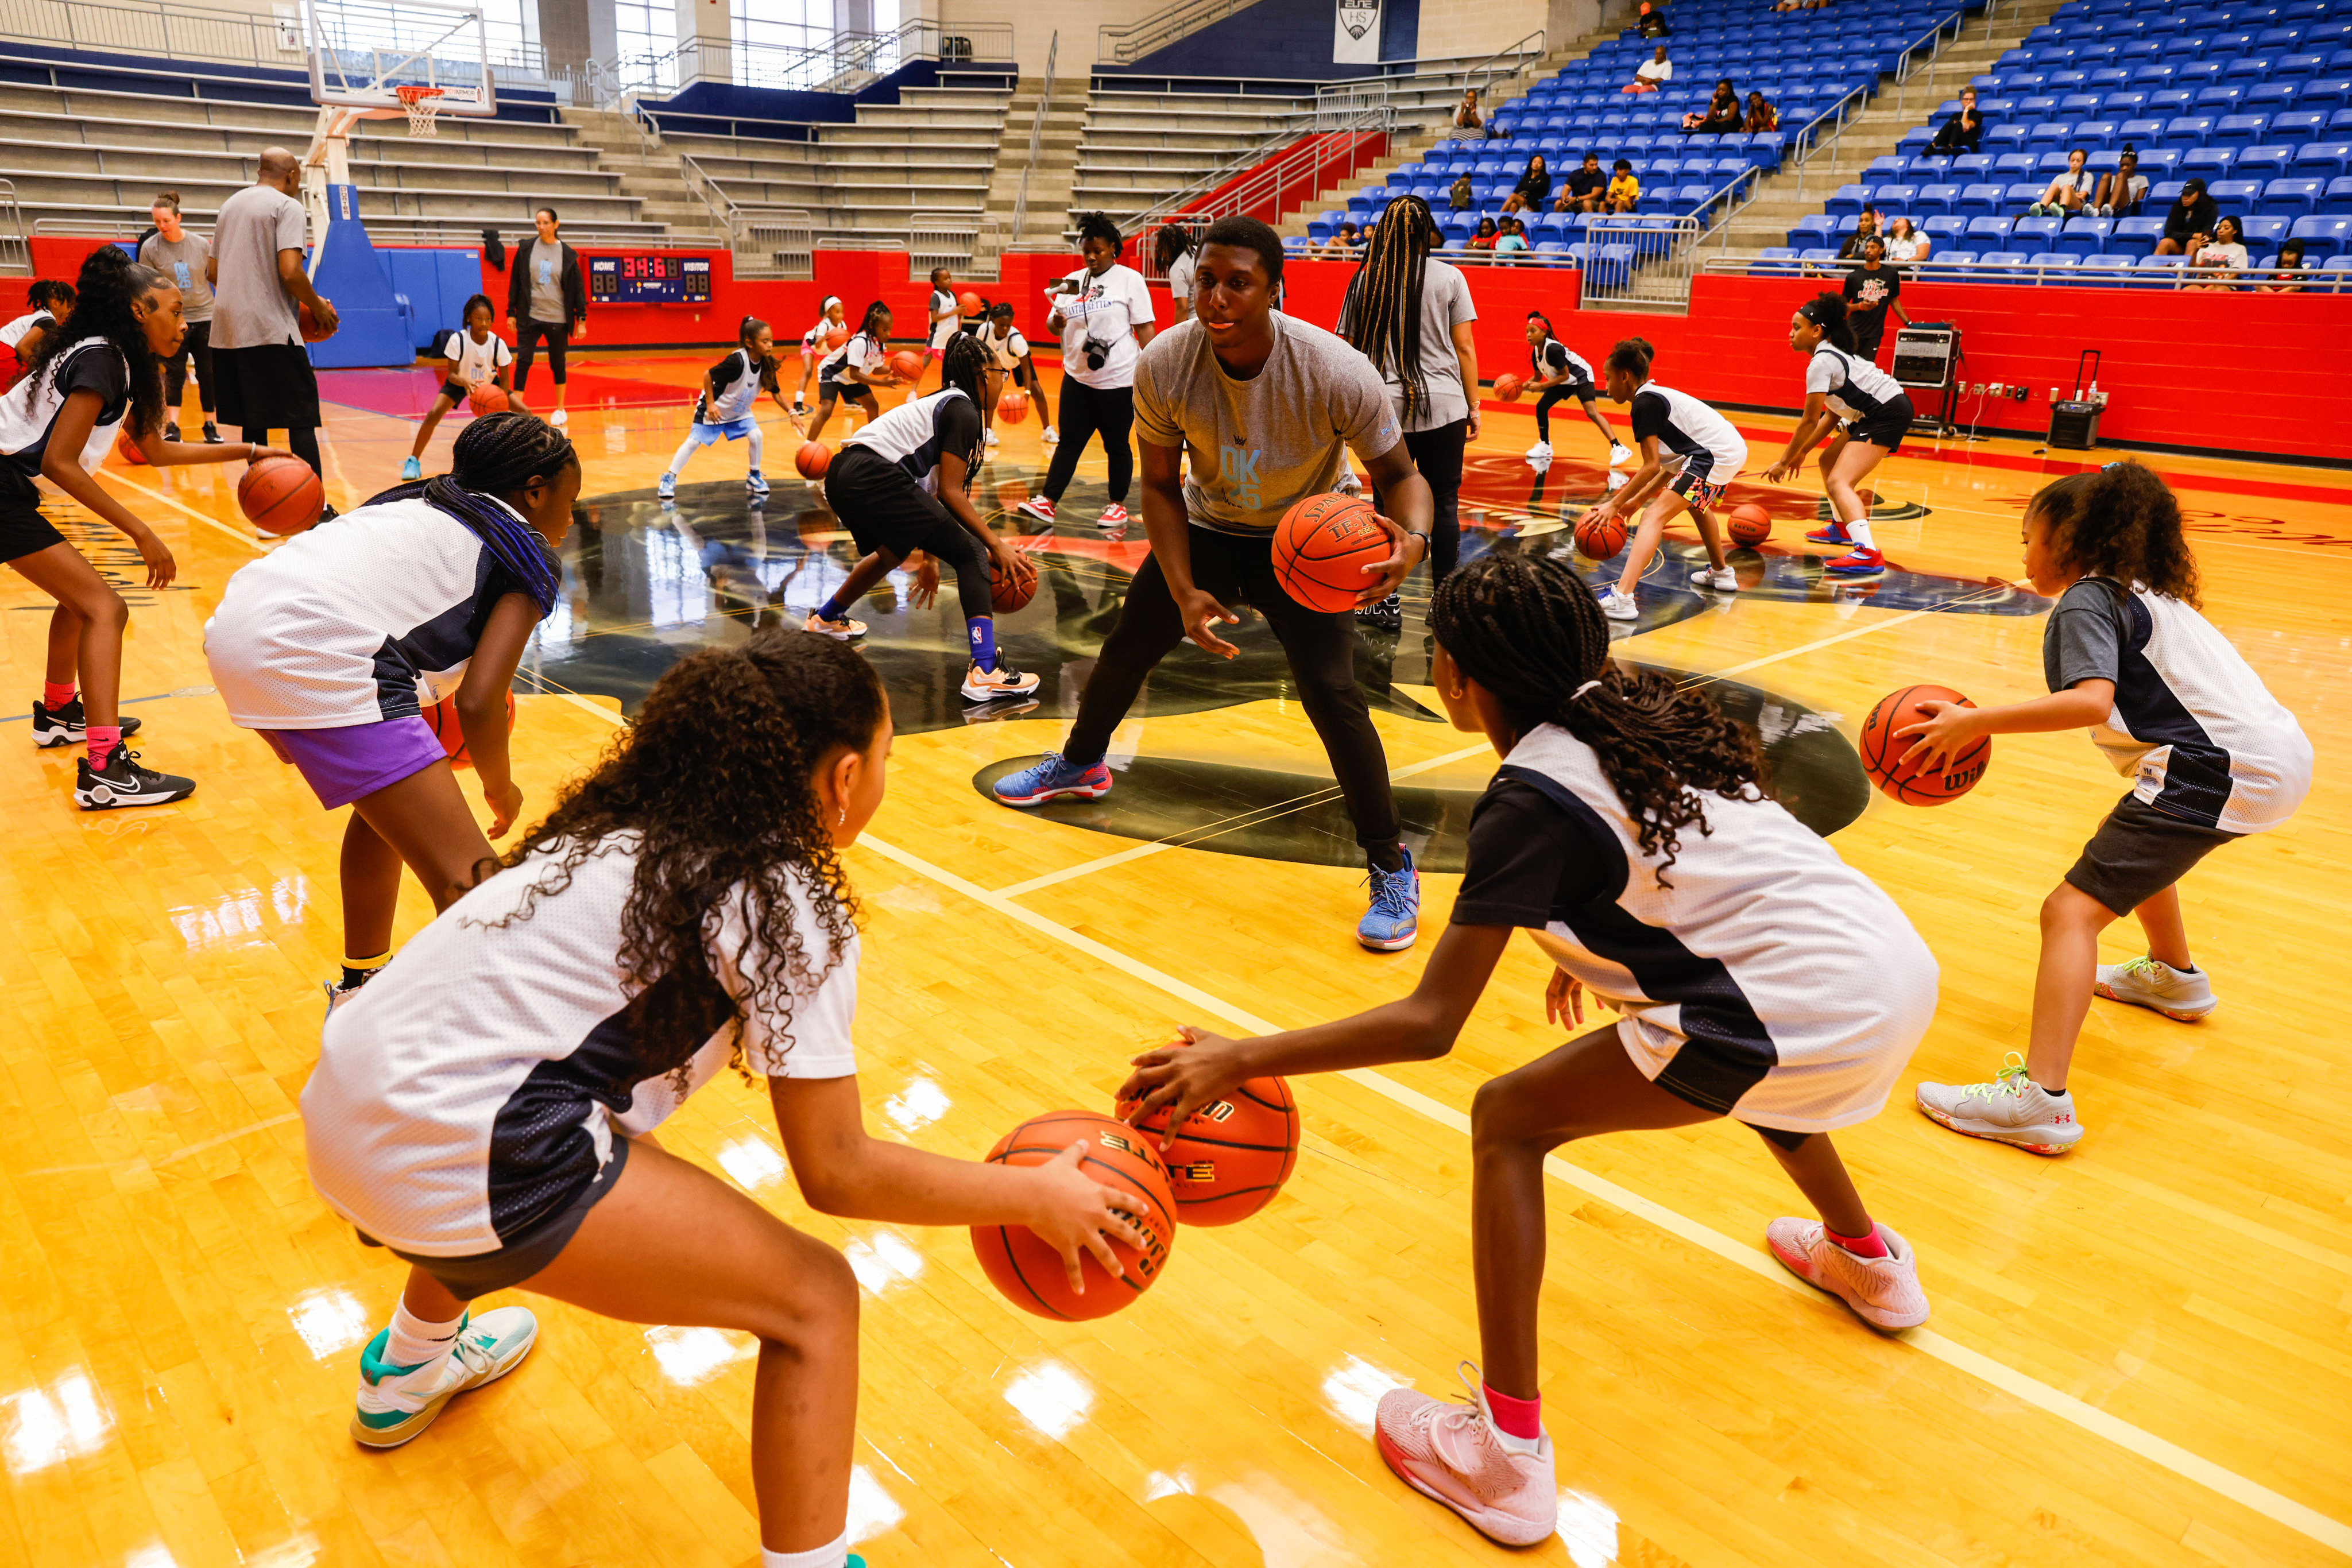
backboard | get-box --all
[304,0,500,118]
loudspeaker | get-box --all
[1891,325,1958,389]
[2048,400,2101,450]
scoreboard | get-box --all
[588,255,713,304]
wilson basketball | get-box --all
[889,349,924,381]
[1574,510,1627,559]
[825,326,849,350]
[1729,502,1773,546]
[237,455,324,536]
[795,441,831,481]
[1272,493,1390,614]
[1494,373,1526,402]
[957,291,984,316]
[297,300,334,343]
[467,383,509,415]
[971,1111,1177,1321]
[991,552,1036,614]
[420,689,518,768]
[997,388,1028,425]
[115,428,148,466]
[1859,684,1990,805]
[1116,1074,1298,1226]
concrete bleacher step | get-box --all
[982,76,1085,249]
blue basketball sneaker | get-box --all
[1359,849,1420,951]
[993,752,1113,807]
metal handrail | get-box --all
[1009,31,1058,248]
[1315,30,1548,113]
[676,150,745,241]
[1111,102,1397,236]
[615,19,1013,99]
[1790,83,1870,203]
[26,213,724,247]
[0,0,543,76]
[1703,254,2352,291]
[1098,0,1258,65]
[0,179,26,273]
[1893,8,1969,121]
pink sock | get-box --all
[1828,1224,1889,1259]
[86,725,122,769]
[42,682,76,710]
[1483,1383,1542,1441]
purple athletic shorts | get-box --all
[260,715,447,810]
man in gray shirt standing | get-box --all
[210,148,338,500]
[137,191,221,443]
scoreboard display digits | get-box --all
[587,255,714,304]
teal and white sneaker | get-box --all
[1359,849,1420,952]
[400,455,423,481]
[351,1306,538,1448]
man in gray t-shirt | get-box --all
[138,195,220,441]
[992,217,1437,952]
[207,148,339,490]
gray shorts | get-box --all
[2064,792,2240,917]
[358,1137,630,1300]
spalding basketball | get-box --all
[420,688,518,768]
[991,552,1037,614]
[957,290,984,316]
[115,428,148,466]
[467,383,509,415]
[795,441,831,481]
[825,326,850,350]
[297,299,334,343]
[1573,510,1627,559]
[1272,494,1390,614]
[237,455,324,536]
[1494,373,1526,402]
[1116,1075,1299,1226]
[971,1111,1177,1321]
[997,388,1029,425]
[1859,684,1990,805]
[889,349,924,381]
[1728,502,1773,546]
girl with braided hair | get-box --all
[301,628,1148,1568]
[206,411,579,1003]
[1909,463,2309,1155]
[1121,548,1938,1546]
[811,331,1042,703]
[1761,292,1909,578]
[1336,194,1479,629]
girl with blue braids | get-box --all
[204,411,580,1002]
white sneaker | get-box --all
[351,1306,537,1447]
[985,429,1000,446]
[1524,439,1554,462]
[1766,1219,1930,1331]
[1042,425,1059,443]
[1605,470,1630,492]
[548,408,567,428]
[960,661,1042,702]
[1609,442,1633,466]
[1596,587,1639,621]
[656,471,676,500]
[745,469,771,497]
[2095,955,2217,1020]
[804,610,868,640]
[1373,1364,1556,1547]
[1915,1052,2084,1155]
[1689,564,1739,591]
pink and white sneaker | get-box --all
[1372,1362,1556,1546]
[1766,1218,1931,1331]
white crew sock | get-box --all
[384,1301,465,1369]
[667,432,702,478]
[761,1529,849,1568]
[746,421,765,471]
[1841,513,1877,550]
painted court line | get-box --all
[100,471,273,556]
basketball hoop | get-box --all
[395,84,446,137]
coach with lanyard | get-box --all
[1017,212,1155,529]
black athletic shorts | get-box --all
[1843,413,1911,455]
[358,1137,631,1300]
[0,501,66,563]
[212,342,322,429]
[440,379,469,402]
[825,443,949,556]
[818,377,874,405]
[2065,792,2241,917]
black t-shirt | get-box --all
[1565,168,1607,198]
[1450,780,1618,928]
[1,343,129,509]
[1515,169,1552,204]
[1842,265,1900,335]
[935,394,982,463]
[2164,194,2218,243]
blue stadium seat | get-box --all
[2264,176,2326,214]
[2328,175,2352,211]
[2225,55,2278,81]
[2149,89,2198,114]
[2309,77,2352,106]
[2074,119,2121,149]
[2332,108,2352,134]
[2242,215,2292,250]
[1797,247,1842,268]
[2293,213,2352,247]
[1751,247,1800,276]
[2214,113,2270,148]
[2272,110,2328,142]
[2029,252,2083,277]
[2029,119,2075,148]
[1953,153,1996,180]
[1988,124,2032,152]
[1789,214,1842,246]
[2118,116,2167,145]
[2245,82,2300,112]
[2014,215,2064,247]
[2149,180,2188,208]
[2080,253,2139,277]
[1967,215,2017,241]
[2280,53,2328,75]
[2208,177,2264,206]
[2139,148,2183,176]
[2060,216,2115,254]
[2138,254,2188,270]
[1923,215,1970,244]
[2164,115,2218,145]
[1824,183,1871,215]
[2104,90,2152,114]
[1876,183,1920,213]
[2298,141,2352,174]
[2008,181,2051,206]
[1980,250,2033,272]
[1309,214,1339,241]
[1916,183,1963,216]
[1937,249,1980,266]
[2237,143,2297,176]
[1995,152,2041,181]
[1956,181,2006,215]
[2113,216,2168,252]
[2184,147,2238,180]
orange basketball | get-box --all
[957,291,984,316]
[971,1111,1177,1321]
[825,326,850,350]
[115,427,148,466]
[889,349,924,381]
[1729,502,1773,546]
[991,552,1036,614]
[1272,494,1390,614]
[997,388,1028,424]
[1494,373,1526,402]
[1859,684,1990,806]
[1116,1074,1298,1226]
[420,688,517,768]
[795,441,831,481]
[1573,510,1627,559]
[297,300,334,343]
[237,455,324,536]
[467,383,509,415]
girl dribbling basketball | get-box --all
[1120,549,1938,1547]
[1575,338,1747,618]
[1759,293,1909,578]
[795,295,847,414]
[403,294,517,481]
[658,315,799,501]
[300,628,1147,1568]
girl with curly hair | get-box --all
[301,626,1147,1568]
[1119,549,1939,1547]
[1906,463,2311,1155]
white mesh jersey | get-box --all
[301,837,859,1256]
[694,347,772,424]
[845,388,981,494]
[816,330,888,386]
[929,287,961,349]
[1531,338,1592,386]
[438,328,513,384]
[1477,724,1937,1132]
[0,339,126,485]
[1804,343,1907,425]
[1628,381,1748,479]
[979,324,1030,372]
[0,310,55,349]
[203,495,539,729]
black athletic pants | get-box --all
[1064,524,1401,851]
[245,423,322,475]
[515,318,570,389]
[1533,383,1585,442]
[1399,420,1467,582]
[1041,378,1133,505]
[826,446,992,619]
[163,319,214,414]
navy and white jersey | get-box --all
[979,324,1031,373]
[204,495,546,729]
[0,339,128,509]
[1453,723,1937,1132]
[0,309,56,349]
[816,330,888,386]
[694,347,774,424]
[438,327,513,385]
[2044,576,2311,834]
[800,315,841,356]
[1629,381,1747,479]
[1804,343,1907,426]
[1532,338,1592,387]
[301,835,859,1256]
[845,388,982,495]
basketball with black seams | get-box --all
[238,454,324,536]
[795,441,831,481]
[1273,494,1390,613]
[467,384,509,415]
[1494,373,1526,402]
[1860,683,1990,804]
[997,388,1028,425]
[1116,1073,1299,1226]
[1729,502,1773,545]
[972,1112,1177,1321]
[1574,509,1627,559]
[991,551,1037,614]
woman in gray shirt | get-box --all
[137,191,221,442]
[504,207,586,428]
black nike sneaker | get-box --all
[74,749,195,810]
[164,421,181,442]
[1355,592,1403,632]
[31,698,141,749]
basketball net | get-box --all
[396,84,446,137]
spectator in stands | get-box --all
[1496,216,1532,258]
[2262,237,2312,293]
[2154,178,2219,256]
[1605,160,1641,214]
[1927,86,1985,154]
[1836,207,1883,261]
[1449,89,1486,141]
[2029,148,2095,218]
[1639,1,1670,39]
[1500,154,1552,215]
[1843,236,1908,360]
[1745,91,1779,133]
[1156,224,1198,318]
[211,147,338,509]
[138,192,220,444]
[1315,220,1364,260]
[1449,171,1477,211]
[1016,212,1156,529]
[2,280,72,389]
[2187,216,2249,290]
[1884,215,1928,264]
[506,207,586,429]
[2093,148,2147,218]
[1553,152,1609,214]
[1467,216,1500,251]
[1625,46,1673,95]
[1683,79,1742,133]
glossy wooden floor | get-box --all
[5,350,2350,1568]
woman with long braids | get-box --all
[6,246,280,809]
[1336,194,1479,630]
[1155,221,1199,322]
[804,300,903,446]
[205,412,579,1004]
[1120,548,1937,1546]
[810,332,1040,702]
[301,627,1149,1568]
[1761,292,1908,578]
